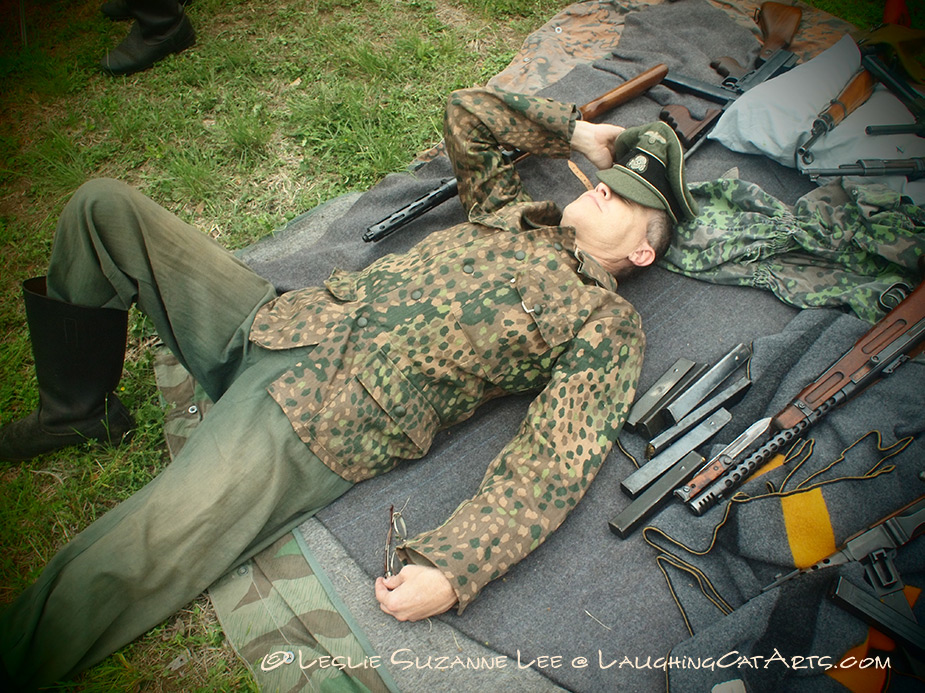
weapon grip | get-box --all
[711,57,747,80]
[659,105,722,149]
[773,278,925,429]
[756,1,803,63]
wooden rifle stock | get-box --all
[773,278,925,431]
[363,63,668,242]
[797,68,877,164]
[578,63,668,120]
[712,1,802,79]
[816,68,877,127]
[756,1,803,63]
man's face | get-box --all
[561,183,657,275]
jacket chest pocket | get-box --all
[455,269,587,388]
[306,350,439,482]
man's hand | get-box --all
[374,564,458,622]
[570,120,625,170]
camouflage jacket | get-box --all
[249,87,645,611]
[663,177,925,324]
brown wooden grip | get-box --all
[659,104,722,149]
[773,279,925,430]
[756,1,803,62]
[820,69,877,127]
[580,63,668,121]
[711,56,748,80]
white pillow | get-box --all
[709,34,925,203]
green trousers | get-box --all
[0,179,353,688]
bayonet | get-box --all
[674,415,772,503]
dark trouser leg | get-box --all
[1,178,277,460]
[47,178,277,402]
[126,0,183,39]
[0,348,353,688]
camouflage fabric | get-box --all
[154,347,214,459]
[209,533,399,693]
[249,87,644,610]
[487,0,858,97]
[714,0,859,62]
[662,176,925,324]
[152,353,394,692]
[489,0,647,94]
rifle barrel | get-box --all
[804,157,925,181]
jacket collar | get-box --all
[574,248,619,292]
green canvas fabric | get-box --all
[210,532,399,693]
[662,176,925,324]
[154,350,396,693]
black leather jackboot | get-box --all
[0,277,135,462]
[100,0,195,76]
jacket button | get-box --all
[463,264,474,274]
[411,289,423,300]
[356,316,369,327]
[533,304,544,315]
[393,405,407,417]
[514,250,526,260]
[554,242,563,251]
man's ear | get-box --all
[628,241,655,268]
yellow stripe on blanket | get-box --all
[781,487,837,569]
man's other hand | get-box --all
[571,120,625,170]
[374,564,458,621]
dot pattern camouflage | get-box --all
[250,87,645,610]
[663,176,925,324]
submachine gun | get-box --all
[363,63,669,242]
[610,278,925,538]
[658,1,803,154]
[767,496,925,660]
[798,50,925,171]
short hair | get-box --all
[612,201,674,279]
[645,207,673,262]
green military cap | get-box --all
[596,121,698,224]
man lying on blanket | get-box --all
[0,86,696,688]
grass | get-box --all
[0,0,915,689]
